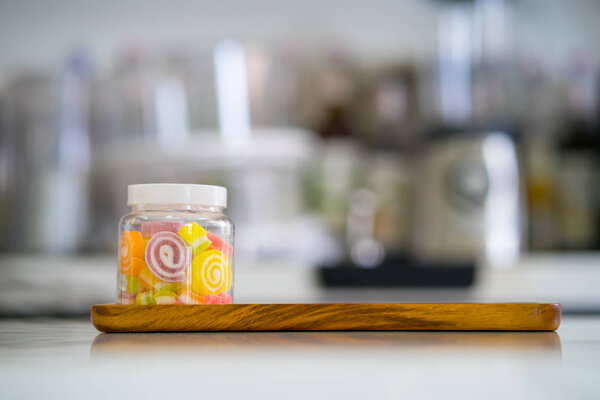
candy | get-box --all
[145,231,189,282]
[206,232,233,261]
[177,223,212,255]
[119,231,145,274]
[118,291,137,305]
[153,281,181,293]
[141,221,185,237]
[129,257,148,277]
[137,265,160,289]
[136,290,155,305]
[176,288,204,304]
[176,291,232,305]
[190,249,232,295]
[126,276,142,294]
[204,293,232,304]
[154,290,178,305]
[219,293,232,304]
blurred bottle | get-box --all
[300,47,357,140]
[0,83,16,251]
[91,47,192,146]
[346,188,384,268]
[4,50,93,252]
[316,139,362,238]
[437,1,474,128]
[245,42,302,127]
[366,152,412,256]
[309,48,364,254]
[365,65,421,148]
[524,135,560,251]
[518,58,563,251]
[557,55,600,250]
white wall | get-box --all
[0,0,439,72]
[0,0,598,73]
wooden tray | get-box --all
[91,303,561,332]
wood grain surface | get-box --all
[91,303,561,332]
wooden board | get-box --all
[91,303,561,332]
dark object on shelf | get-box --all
[318,257,476,288]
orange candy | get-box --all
[119,231,146,274]
[177,287,205,304]
[128,257,148,277]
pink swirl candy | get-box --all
[141,221,185,237]
[145,231,189,282]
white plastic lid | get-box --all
[128,184,227,208]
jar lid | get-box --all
[128,184,227,208]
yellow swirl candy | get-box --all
[190,249,231,295]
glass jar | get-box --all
[117,184,234,305]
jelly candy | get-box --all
[137,266,160,289]
[204,293,232,304]
[177,223,212,255]
[118,291,137,305]
[128,257,148,277]
[154,290,178,305]
[136,290,155,305]
[119,231,145,274]
[206,232,233,261]
[126,276,142,294]
[141,221,185,237]
[176,288,204,304]
[153,281,181,293]
[145,231,189,282]
[190,249,232,295]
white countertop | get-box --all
[1,316,599,399]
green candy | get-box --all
[136,290,155,305]
[153,282,180,294]
[127,276,142,294]
[154,290,177,305]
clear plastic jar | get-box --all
[117,184,234,305]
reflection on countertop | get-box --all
[1,317,600,399]
[91,330,562,356]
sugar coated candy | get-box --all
[145,231,189,282]
[177,223,212,255]
[190,249,232,295]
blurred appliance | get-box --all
[2,52,92,252]
[413,131,522,268]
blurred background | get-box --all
[0,0,599,315]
